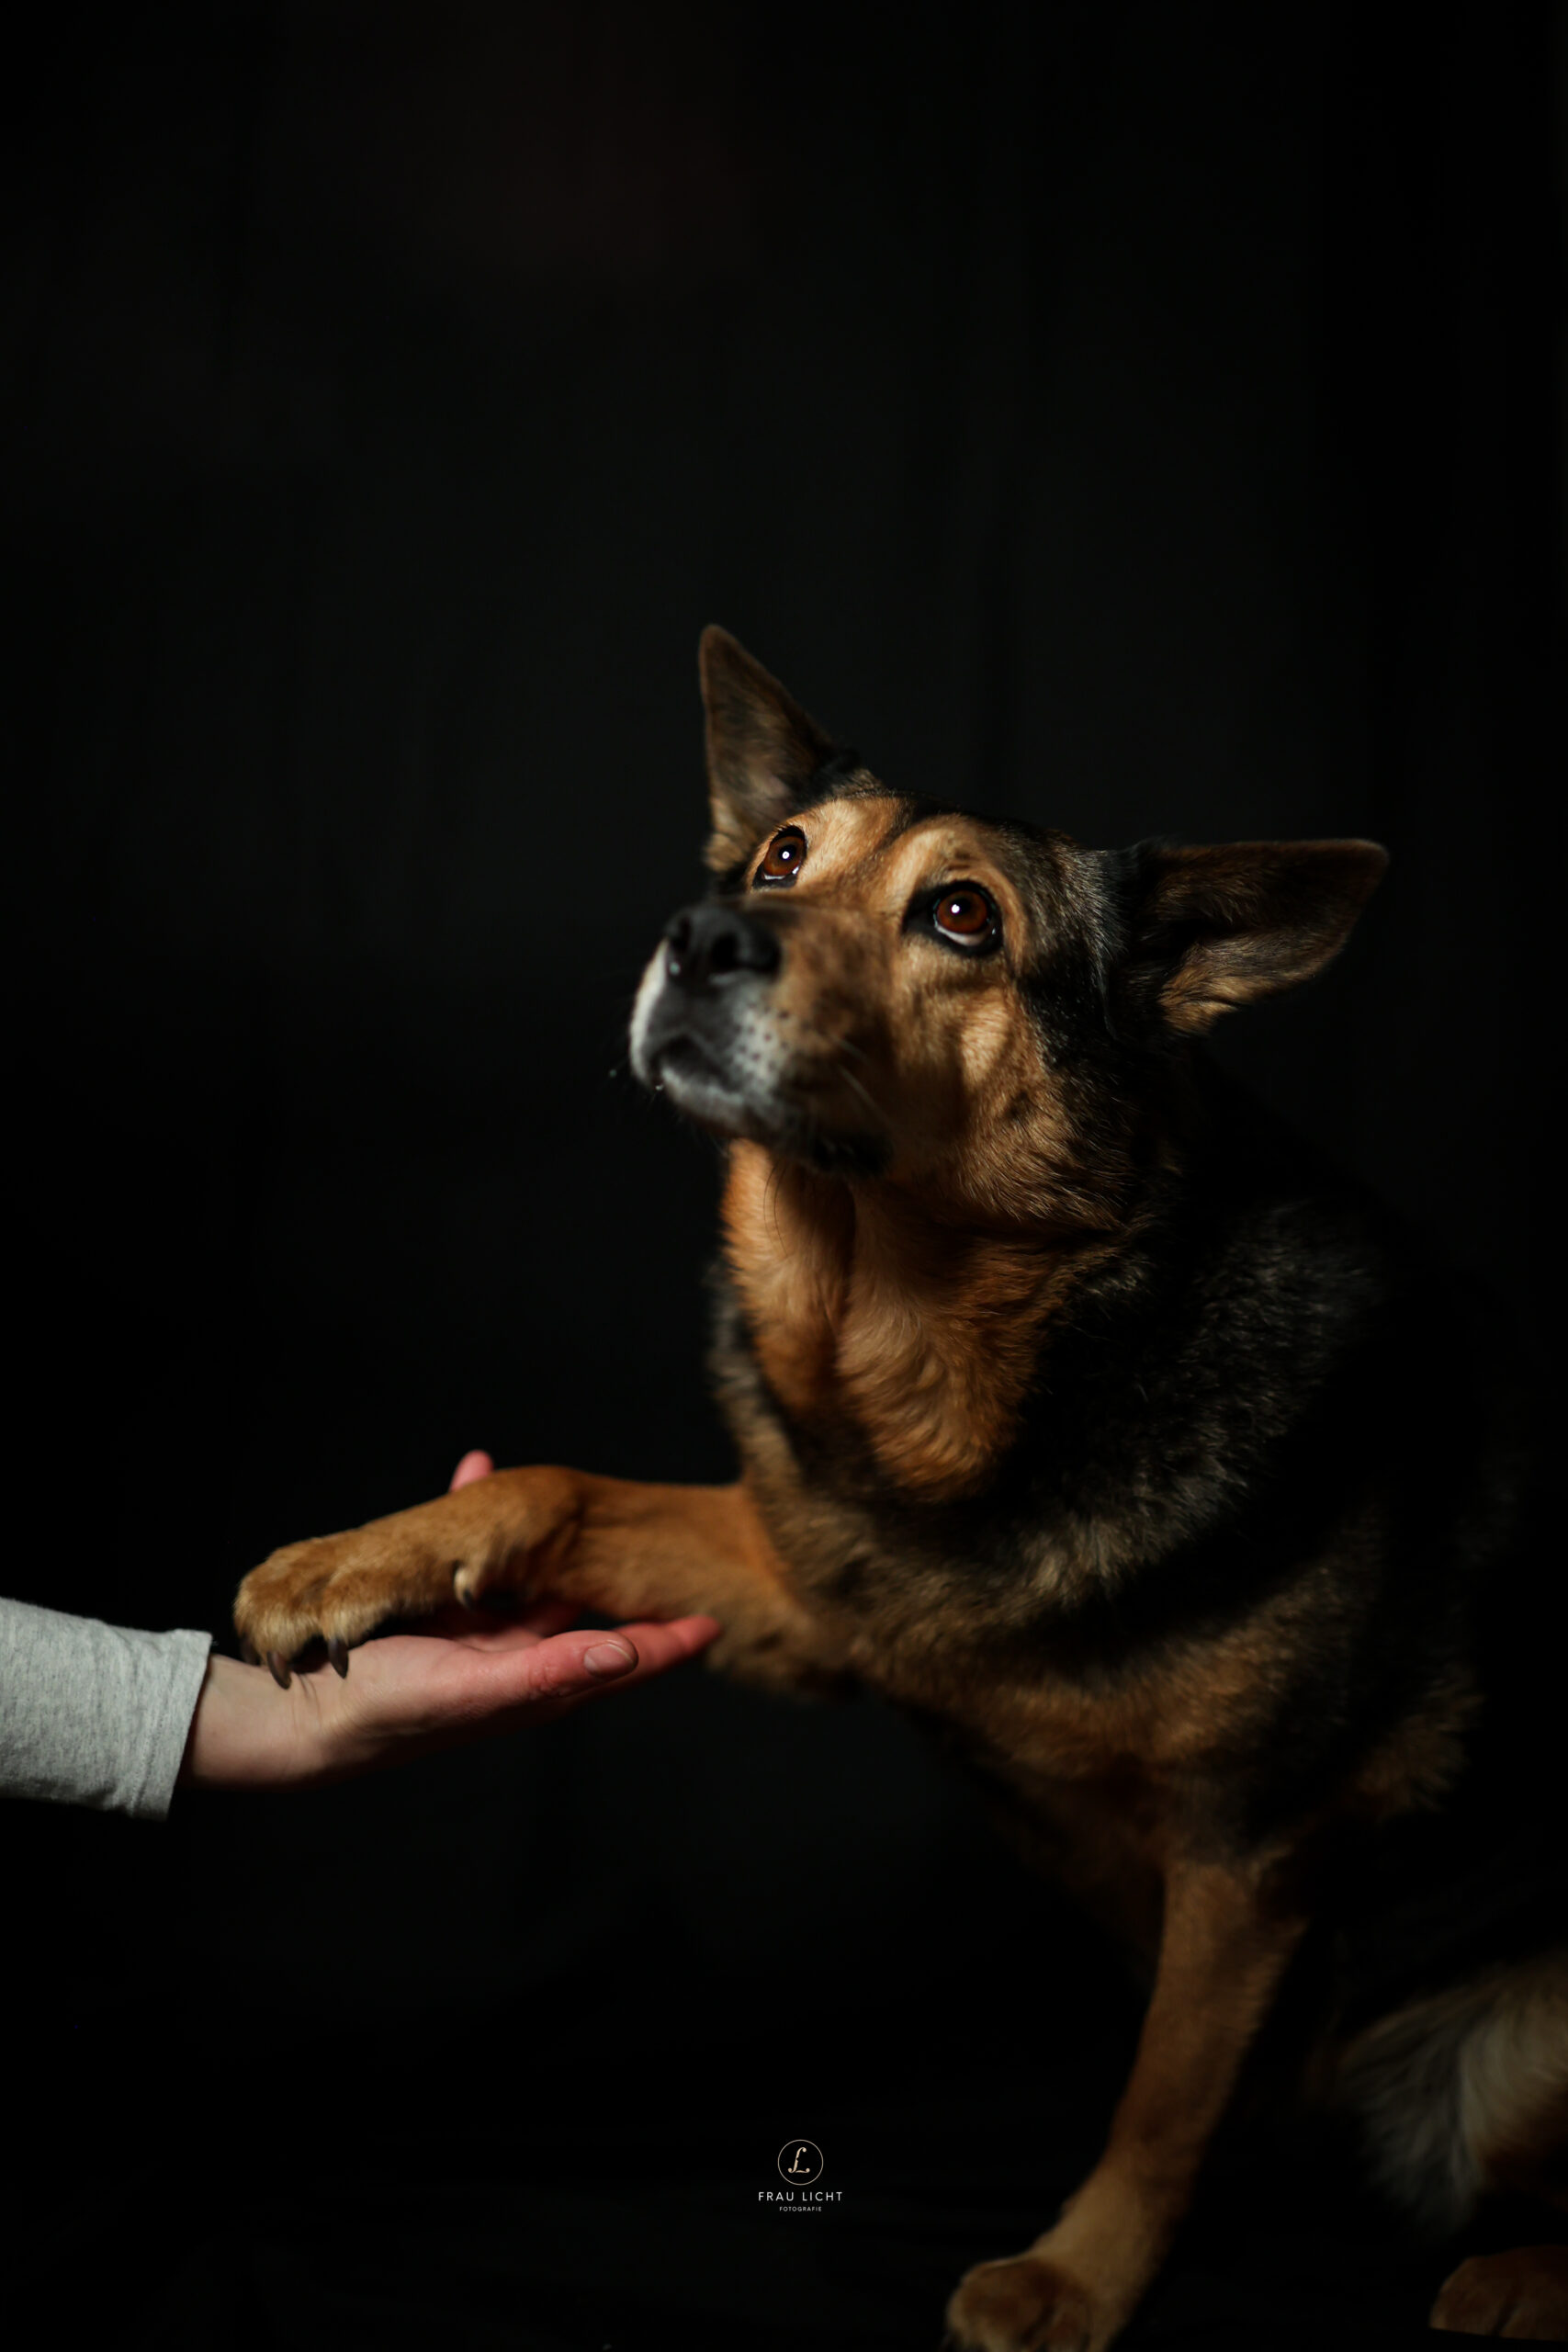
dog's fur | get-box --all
[236,630,1567,2349]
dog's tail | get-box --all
[1331,1947,1568,2231]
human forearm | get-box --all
[0,1599,211,1818]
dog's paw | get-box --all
[233,1521,459,1679]
[233,1469,580,1681]
[1429,2246,1568,2339]
[944,2254,1102,2352]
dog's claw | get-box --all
[327,1636,349,1678]
[266,1649,292,1690]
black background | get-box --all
[5,6,1562,2346]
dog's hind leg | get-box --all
[944,1852,1308,2352]
[1430,2246,1568,2339]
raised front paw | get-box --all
[234,1521,457,1679]
[233,1466,581,1681]
[944,2254,1105,2352]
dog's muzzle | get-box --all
[628,899,785,1130]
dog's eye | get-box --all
[755,827,807,888]
[931,885,998,948]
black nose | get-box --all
[661,901,781,988]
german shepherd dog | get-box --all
[236,630,1567,2347]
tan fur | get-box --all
[723,795,1128,1221]
[723,1144,1092,1497]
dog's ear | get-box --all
[699,627,838,873]
[1129,839,1389,1034]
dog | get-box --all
[236,628,1567,2348]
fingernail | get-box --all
[582,1640,636,1680]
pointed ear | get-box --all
[1130,839,1389,1034]
[699,626,839,873]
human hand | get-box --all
[180,1452,720,1792]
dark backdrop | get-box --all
[5,7,1562,2347]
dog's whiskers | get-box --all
[835,1062,882,1130]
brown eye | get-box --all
[931,885,998,945]
[755,826,807,887]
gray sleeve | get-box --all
[0,1598,213,1820]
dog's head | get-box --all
[630,628,1387,1228]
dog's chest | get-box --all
[762,1498,1273,1802]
